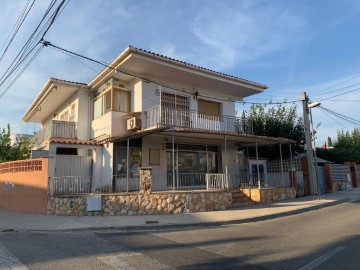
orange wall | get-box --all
[0,158,49,213]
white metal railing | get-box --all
[49,174,140,196]
[31,120,77,148]
[49,176,91,196]
[206,173,228,189]
[144,105,253,134]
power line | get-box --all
[318,86,360,101]
[318,106,360,127]
[0,0,36,64]
[43,40,301,106]
[0,0,69,98]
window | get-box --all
[69,103,76,122]
[93,97,102,119]
[93,89,130,119]
[113,89,130,112]
[60,111,69,121]
[198,99,221,117]
[104,91,111,113]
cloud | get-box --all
[189,2,308,70]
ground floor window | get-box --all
[166,143,219,187]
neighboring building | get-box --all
[22,46,292,194]
[10,133,32,145]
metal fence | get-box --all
[144,105,254,134]
[49,176,92,195]
[49,174,140,196]
[331,164,351,181]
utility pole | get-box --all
[301,92,317,196]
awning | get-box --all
[99,126,294,146]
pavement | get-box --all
[1,188,360,232]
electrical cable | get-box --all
[0,0,69,98]
[318,106,360,127]
[0,0,36,64]
[43,40,302,106]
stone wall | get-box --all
[47,191,232,216]
[47,197,87,216]
[240,187,296,204]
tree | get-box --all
[317,128,360,163]
[0,124,32,162]
[241,103,305,159]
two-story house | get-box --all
[22,46,292,195]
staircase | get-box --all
[231,190,255,208]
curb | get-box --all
[21,198,350,233]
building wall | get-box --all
[77,90,91,140]
[0,158,49,213]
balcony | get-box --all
[144,105,253,134]
[31,120,77,149]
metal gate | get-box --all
[55,155,92,177]
[316,166,327,193]
[49,155,93,195]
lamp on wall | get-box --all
[193,90,199,100]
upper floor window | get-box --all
[198,99,221,117]
[93,89,130,119]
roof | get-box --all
[88,45,268,93]
[49,77,87,86]
[127,46,268,89]
[49,138,99,146]
[22,78,89,123]
[100,126,294,146]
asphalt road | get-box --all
[1,200,359,269]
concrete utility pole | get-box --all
[301,92,317,196]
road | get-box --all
[0,200,359,269]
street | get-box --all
[1,200,359,269]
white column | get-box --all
[255,140,261,189]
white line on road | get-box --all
[0,243,28,270]
[298,246,347,270]
[97,253,141,270]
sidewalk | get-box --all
[1,188,359,232]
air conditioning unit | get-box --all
[127,117,141,131]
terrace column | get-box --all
[279,143,284,187]
[126,138,130,192]
[224,135,228,189]
[172,129,175,192]
[255,140,261,189]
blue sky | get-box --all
[0,0,360,145]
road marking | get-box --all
[97,253,141,270]
[0,243,28,270]
[298,246,347,270]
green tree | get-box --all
[317,128,360,163]
[241,103,305,159]
[0,124,32,162]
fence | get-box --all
[330,164,351,181]
[49,176,92,195]
[144,105,254,134]
[49,174,140,195]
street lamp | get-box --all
[308,101,321,200]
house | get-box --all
[21,46,294,202]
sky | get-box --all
[1,0,360,145]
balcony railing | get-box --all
[31,120,77,149]
[144,105,253,134]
